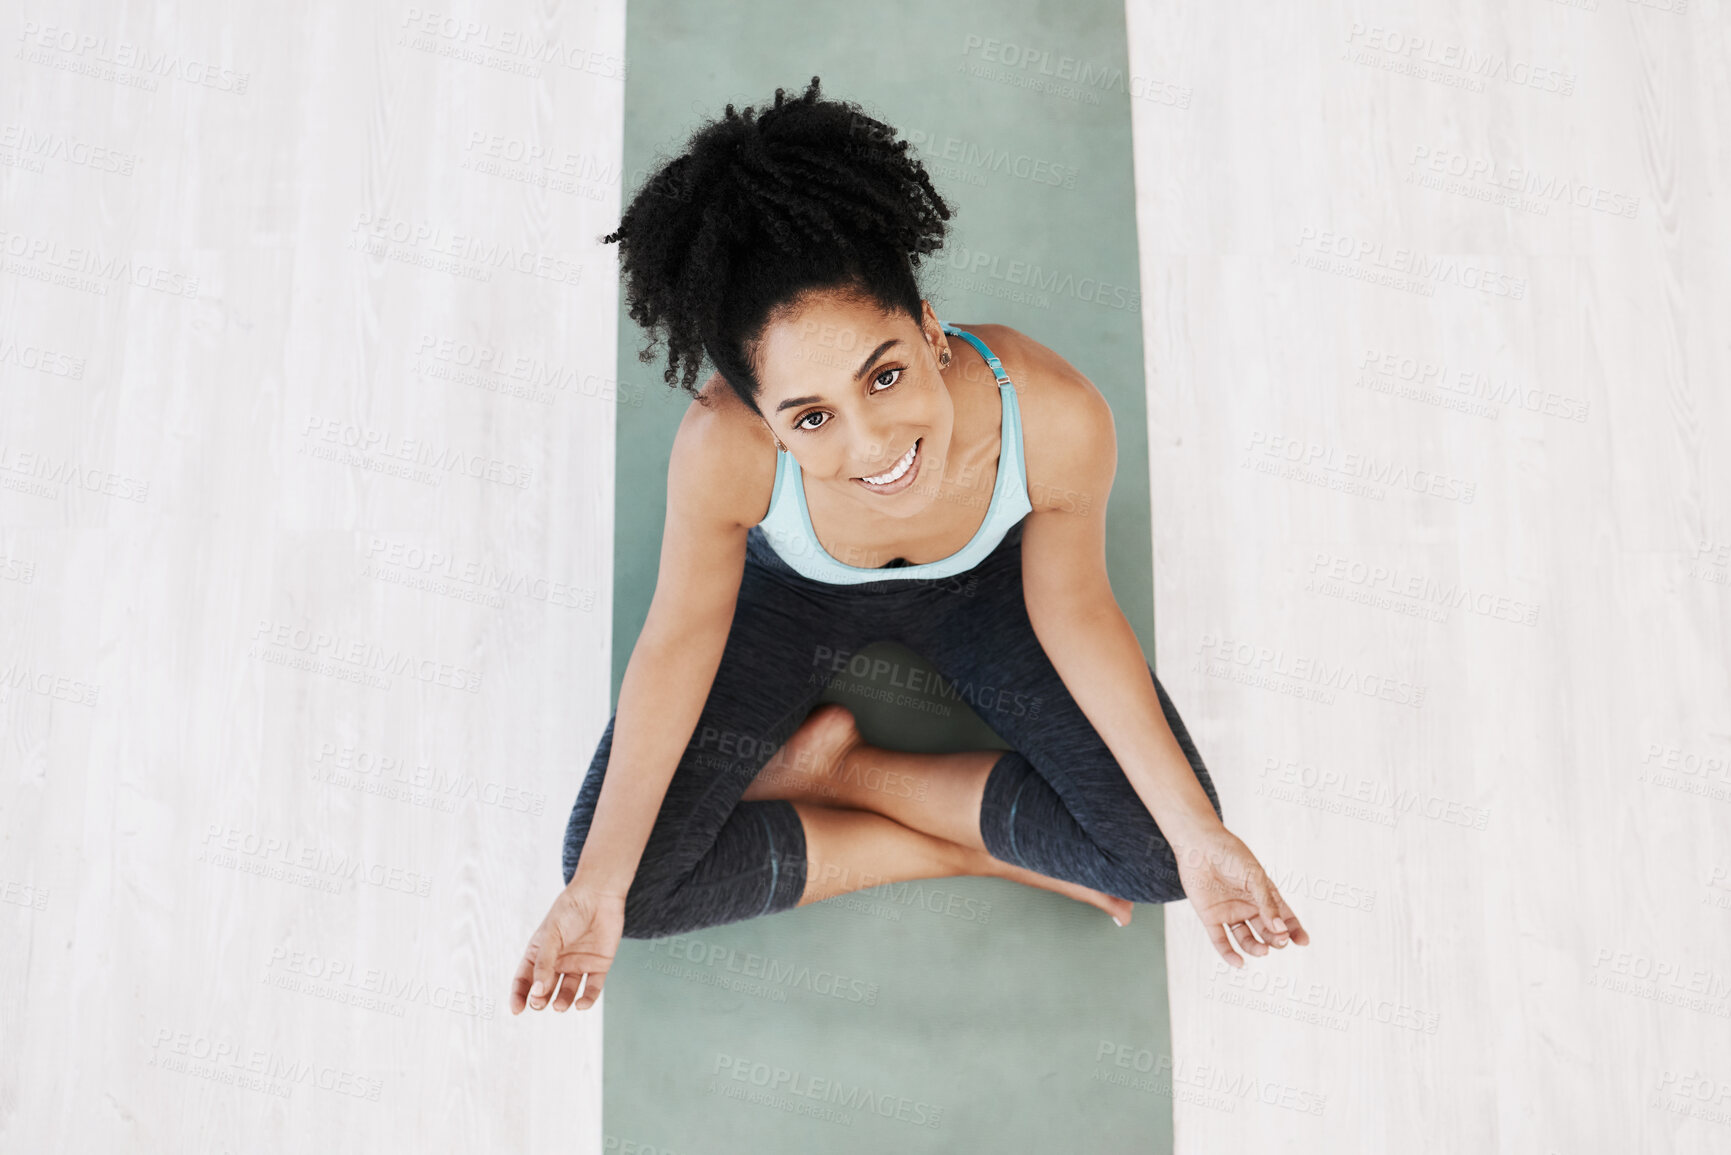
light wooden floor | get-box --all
[0,1,623,1150]
[1128,1,1731,1152]
[2,1,1727,1153]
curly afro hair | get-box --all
[600,75,954,415]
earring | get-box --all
[939,347,952,368]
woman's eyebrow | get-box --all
[850,338,901,381]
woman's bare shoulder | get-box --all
[668,372,779,529]
[969,323,1115,514]
[956,323,1097,400]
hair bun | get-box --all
[600,76,952,410]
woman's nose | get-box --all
[851,425,898,468]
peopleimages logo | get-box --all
[249,618,485,693]
[17,21,252,93]
[1343,22,1576,96]
[934,243,1141,311]
[900,127,1080,188]
[1293,227,1527,300]
[0,226,201,298]
[1408,145,1641,219]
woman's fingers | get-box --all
[509,948,538,1014]
[1253,877,1289,940]
[513,957,606,1014]
[1239,843,1312,950]
[1206,919,1245,968]
[512,889,626,1014]
[531,945,560,1009]
[1248,914,1288,948]
[510,937,563,1014]
[1253,886,1311,948]
[1248,872,1292,948]
[1274,894,1311,946]
[550,972,582,1012]
[1227,919,1267,957]
[1193,851,1312,965]
[572,969,604,1011]
[512,929,562,1011]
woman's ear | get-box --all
[919,301,951,369]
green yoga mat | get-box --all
[603,3,1170,1150]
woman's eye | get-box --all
[871,367,904,392]
[791,368,903,433]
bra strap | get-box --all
[938,320,1011,385]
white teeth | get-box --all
[861,440,917,486]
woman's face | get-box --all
[752,294,955,519]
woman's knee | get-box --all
[557,830,687,939]
[614,804,807,940]
[1069,800,1184,903]
[559,782,708,938]
[1104,834,1188,905]
[617,873,712,940]
[560,805,689,937]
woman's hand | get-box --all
[1170,822,1311,967]
[511,886,627,1014]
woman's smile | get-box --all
[852,437,922,494]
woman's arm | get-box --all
[569,391,766,898]
[1010,336,1308,962]
[1010,337,1225,848]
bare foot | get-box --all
[970,848,1135,927]
[744,704,1133,927]
[741,703,865,806]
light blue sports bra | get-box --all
[756,321,1033,585]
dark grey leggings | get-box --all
[562,517,1224,939]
